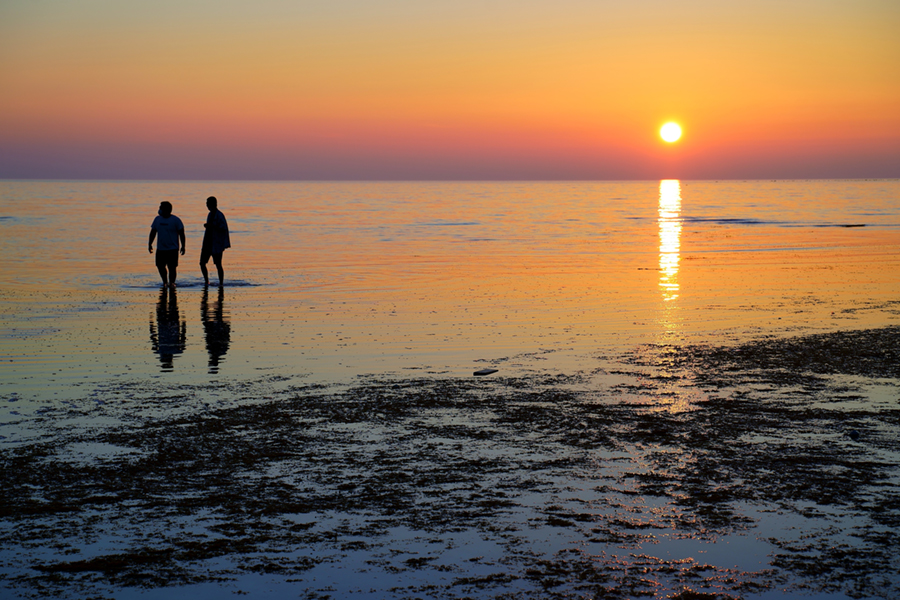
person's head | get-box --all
[159,201,173,217]
[206,196,218,210]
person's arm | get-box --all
[209,210,225,232]
[179,228,186,256]
[149,229,157,253]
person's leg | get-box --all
[155,253,168,286]
[200,248,211,286]
[167,251,179,288]
[213,253,224,286]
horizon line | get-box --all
[3,177,898,184]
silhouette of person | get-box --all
[200,196,231,287]
[150,287,186,371]
[201,285,231,374]
[149,201,186,288]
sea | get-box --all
[1,179,897,402]
[1,179,898,599]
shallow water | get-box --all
[2,180,898,401]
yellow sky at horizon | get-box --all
[2,0,899,178]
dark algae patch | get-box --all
[2,327,899,598]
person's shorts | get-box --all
[156,249,179,269]
[200,247,223,265]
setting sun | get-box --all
[660,122,682,143]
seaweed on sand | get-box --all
[1,327,898,599]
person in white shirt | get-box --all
[149,201,186,288]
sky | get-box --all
[1,0,899,180]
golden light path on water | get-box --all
[658,179,682,301]
[655,179,691,409]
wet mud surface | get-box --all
[2,327,899,599]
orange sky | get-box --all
[1,1,899,179]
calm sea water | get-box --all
[1,180,898,401]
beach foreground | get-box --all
[2,327,898,599]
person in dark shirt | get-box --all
[200,196,231,287]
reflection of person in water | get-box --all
[200,196,231,287]
[201,285,231,374]
[150,287,186,371]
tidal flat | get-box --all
[2,327,898,599]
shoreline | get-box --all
[2,326,898,599]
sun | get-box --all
[660,122,682,143]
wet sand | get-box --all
[2,327,898,599]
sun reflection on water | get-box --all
[658,179,682,301]
[654,180,694,411]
